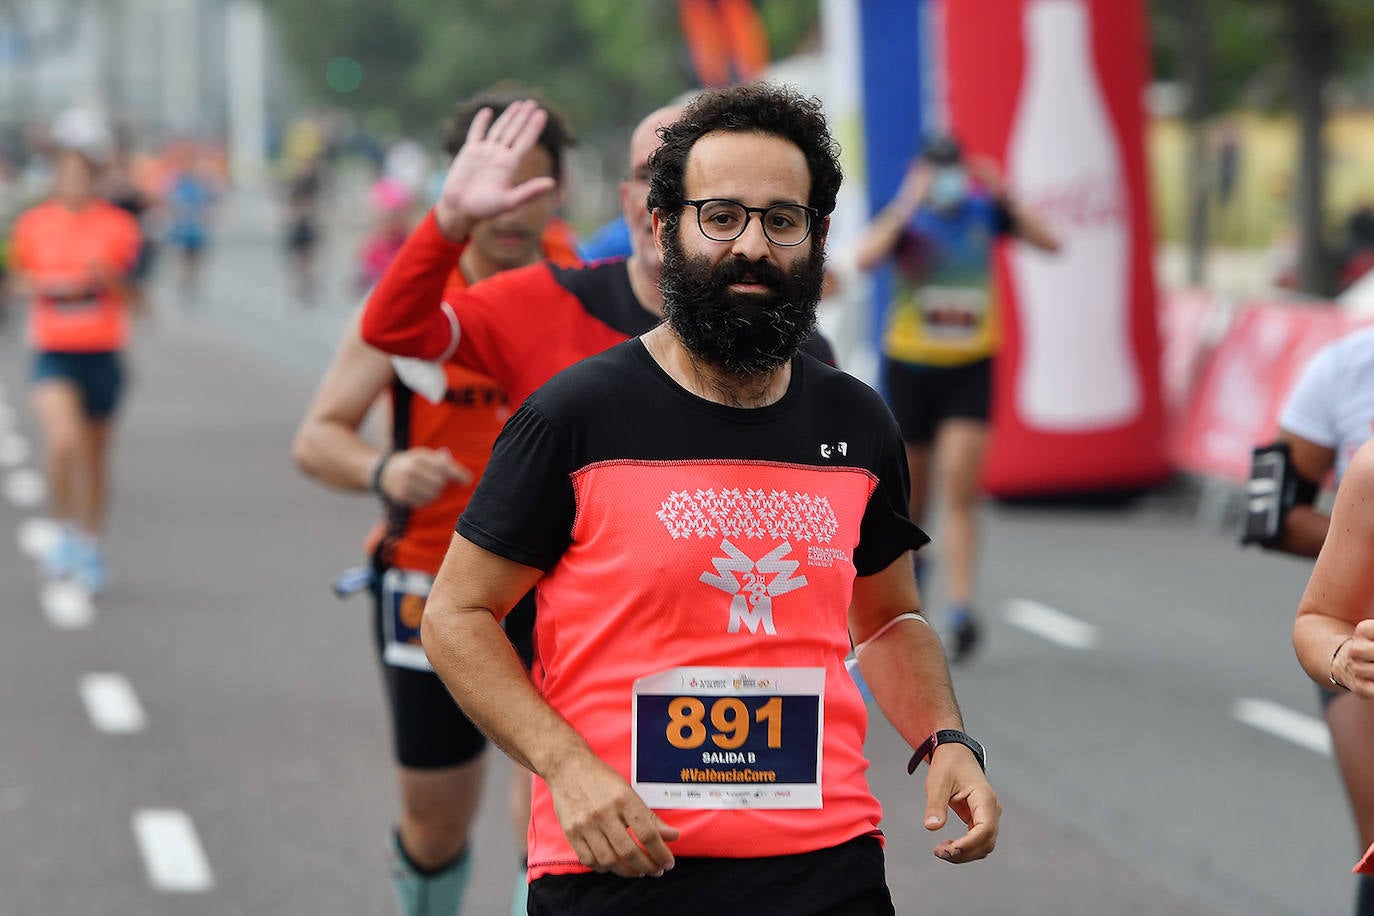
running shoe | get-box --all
[72,540,107,595]
[41,528,80,580]
[947,605,982,664]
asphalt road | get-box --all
[0,190,1354,915]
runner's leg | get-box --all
[1325,694,1374,915]
[31,379,82,522]
[933,417,988,607]
[396,759,485,868]
[78,418,113,537]
[30,378,84,576]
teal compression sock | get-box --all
[389,831,472,916]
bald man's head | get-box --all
[622,104,685,267]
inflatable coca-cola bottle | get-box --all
[1007,0,1141,430]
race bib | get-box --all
[379,568,434,671]
[38,288,100,313]
[632,666,824,810]
[917,285,987,340]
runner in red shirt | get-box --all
[10,142,142,593]
[358,105,835,409]
[416,86,999,915]
[292,89,577,916]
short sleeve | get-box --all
[1279,344,1340,447]
[456,400,577,570]
[9,211,34,271]
[853,402,930,576]
[113,210,143,272]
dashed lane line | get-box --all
[1233,698,1332,757]
[131,809,215,893]
[0,431,30,467]
[3,468,45,508]
[16,516,59,560]
[40,580,94,629]
[79,673,147,734]
[1004,598,1100,650]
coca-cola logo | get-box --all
[1019,172,1127,230]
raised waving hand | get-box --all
[434,99,556,241]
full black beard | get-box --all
[659,223,825,377]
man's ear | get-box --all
[651,209,667,257]
[816,215,831,249]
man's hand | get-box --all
[379,447,471,507]
[434,99,557,242]
[923,744,1000,863]
[546,751,680,878]
[1333,619,1374,698]
[966,155,1005,198]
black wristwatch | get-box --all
[907,729,987,774]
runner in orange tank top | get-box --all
[10,140,142,594]
[292,88,577,916]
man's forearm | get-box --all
[292,420,380,493]
[422,606,595,779]
[854,192,923,272]
[856,618,964,748]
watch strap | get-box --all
[907,728,987,774]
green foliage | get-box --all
[268,0,820,143]
[1151,0,1374,113]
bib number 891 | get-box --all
[666,696,782,750]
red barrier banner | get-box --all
[943,0,1169,495]
[1172,303,1350,481]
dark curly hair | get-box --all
[646,84,842,226]
[440,83,575,179]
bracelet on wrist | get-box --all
[1330,636,1354,691]
[369,452,394,502]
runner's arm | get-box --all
[359,210,468,361]
[292,312,470,505]
[853,162,929,272]
[423,534,680,878]
[292,312,397,490]
[967,156,1060,253]
[1295,441,1374,697]
[850,553,1000,863]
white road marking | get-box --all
[40,580,94,629]
[16,517,60,560]
[1004,598,1099,650]
[131,809,215,893]
[1234,698,1332,756]
[0,432,30,467]
[3,468,45,507]
[79,673,147,734]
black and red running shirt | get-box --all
[458,338,927,878]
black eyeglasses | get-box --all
[681,198,818,247]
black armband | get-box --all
[1240,442,1318,547]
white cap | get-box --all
[51,107,114,163]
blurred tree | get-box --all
[269,0,819,147]
[1152,0,1374,295]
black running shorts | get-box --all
[370,570,536,770]
[882,356,992,445]
[528,835,894,916]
